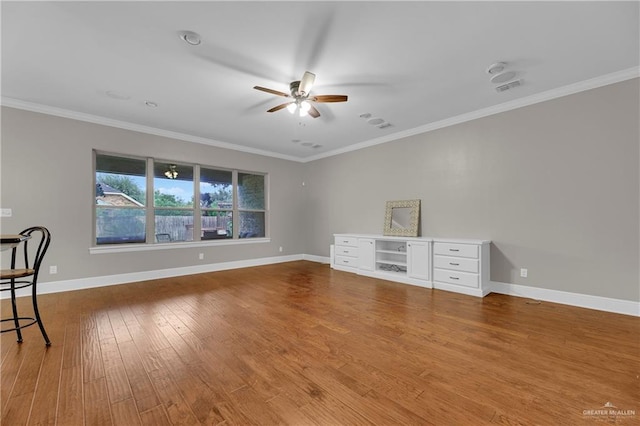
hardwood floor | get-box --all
[1,261,638,425]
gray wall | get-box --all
[303,79,639,301]
[2,79,638,302]
[0,107,306,281]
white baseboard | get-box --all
[433,281,485,298]
[5,257,638,317]
[490,281,639,317]
[302,254,331,264]
[4,254,304,299]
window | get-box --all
[238,173,266,238]
[154,162,194,243]
[200,168,233,240]
[95,154,147,244]
[94,152,267,246]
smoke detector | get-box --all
[486,62,506,75]
[490,71,517,84]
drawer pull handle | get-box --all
[344,260,349,264]
[450,276,459,280]
[343,240,349,243]
[449,262,459,266]
[344,251,349,254]
[449,249,459,252]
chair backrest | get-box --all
[11,226,51,276]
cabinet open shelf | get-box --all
[376,249,406,254]
[376,260,407,267]
[375,239,408,275]
[376,261,408,275]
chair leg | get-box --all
[10,281,23,343]
[31,284,50,346]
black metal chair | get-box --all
[1,226,51,345]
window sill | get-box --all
[89,238,271,255]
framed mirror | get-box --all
[383,199,421,237]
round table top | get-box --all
[0,234,31,251]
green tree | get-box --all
[154,191,189,207]
[97,174,145,204]
[200,184,232,208]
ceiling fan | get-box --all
[253,71,348,118]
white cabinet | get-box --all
[407,241,430,281]
[432,239,490,297]
[358,238,375,271]
[332,234,490,297]
[333,234,432,288]
[333,236,358,270]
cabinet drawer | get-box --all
[433,269,479,288]
[433,242,478,259]
[334,236,358,247]
[335,246,358,257]
[433,255,479,273]
[335,256,357,268]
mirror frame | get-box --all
[383,199,421,237]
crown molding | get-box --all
[302,67,640,163]
[3,67,638,164]
[0,97,302,163]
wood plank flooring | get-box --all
[1,261,638,425]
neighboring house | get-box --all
[95,183,144,207]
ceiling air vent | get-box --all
[495,79,523,93]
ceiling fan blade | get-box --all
[267,102,293,113]
[298,71,316,96]
[254,86,290,97]
[308,104,321,118]
[311,94,348,103]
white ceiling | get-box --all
[2,1,638,161]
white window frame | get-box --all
[91,151,270,254]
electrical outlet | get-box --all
[49,265,57,274]
[520,268,528,278]
[1,208,12,217]
[198,253,204,260]
[279,246,283,252]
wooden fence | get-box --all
[96,215,230,243]
[154,216,230,241]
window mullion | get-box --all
[265,173,269,238]
[145,157,154,243]
[232,170,238,239]
[194,164,202,241]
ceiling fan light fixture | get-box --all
[164,164,178,179]
[254,71,348,119]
